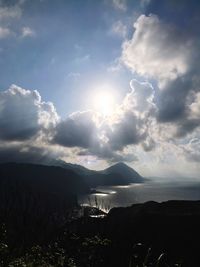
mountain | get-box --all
[0,162,89,195]
[5,155,145,186]
[83,161,145,186]
[0,162,89,214]
[52,159,98,176]
[52,160,145,186]
[101,162,144,184]
[0,161,145,195]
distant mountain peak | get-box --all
[101,162,144,184]
[105,162,138,172]
[114,162,127,166]
[111,162,130,169]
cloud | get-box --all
[0,75,199,170]
[53,111,99,149]
[0,4,22,21]
[21,26,35,37]
[121,14,200,140]
[0,77,199,179]
[103,79,155,150]
[1,4,200,175]
[122,14,194,87]
[173,91,200,138]
[67,72,81,80]
[0,79,156,164]
[74,54,90,64]
[128,79,155,114]
[0,26,11,38]
[155,70,200,139]
[0,143,50,164]
[53,79,155,152]
[140,0,151,7]
[156,78,191,123]
[105,111,147,150]
[110,20,127,38]
[0,85,58,141]
[51,79,156,162]
[181,138,200,162]
[112,0,127,11]
[0,1,30,39]
[79,146,138,163]
[188,93,200,122]
[0,141,69,165]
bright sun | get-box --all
[92,88,115,116]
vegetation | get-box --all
[0,222,182,267]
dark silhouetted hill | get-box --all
[76,200,200,266]
[100,162,145,184]
[53,160,145,187]
[0,162,89,246]
[0,162,89,195]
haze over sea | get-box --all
[79,179,200,211]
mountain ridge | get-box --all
[49,160,146,186]
[0,160,145,188]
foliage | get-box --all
[0,220,184,267]
[128,243,182,267]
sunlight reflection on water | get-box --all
[78,180,200,211]
[92,193,108,197]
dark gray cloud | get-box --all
[156,76,200,138]
[52,109,141,161]
[175,91,200,137]
[0,143,53,164]
[0,85,58,141]
[156,77,191,123]
[176,120,200,138]
[105,111,147,150]
[78,145,138,163]
[53,111,99,148]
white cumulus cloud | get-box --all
[122,14,194,87]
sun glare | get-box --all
[92,85,116,116]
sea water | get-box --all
[78,179,200,212]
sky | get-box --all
[0,0,200,178]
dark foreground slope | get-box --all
[1,197,200,266]
[77,200,200,266]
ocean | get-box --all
[78,179,200,212]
